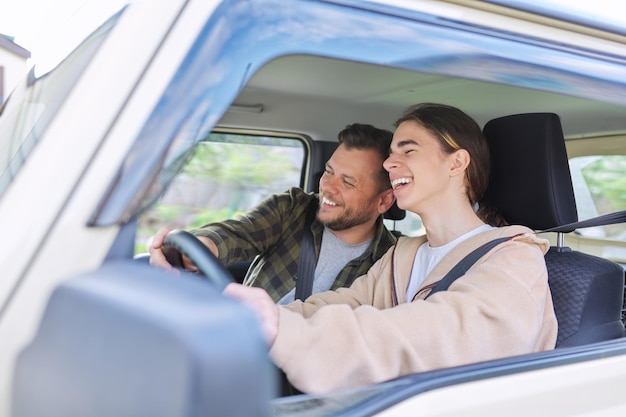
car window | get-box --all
[385,211,424,237]
[569,154,626,241]
[135,131,306,253]
[0,12,120,198]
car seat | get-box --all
[479,113,625,348]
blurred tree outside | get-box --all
[583,155,626,212]
[136,133,304,253]
[579,155,626,240]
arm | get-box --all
[269,238,556,394]
[191,188,311,265]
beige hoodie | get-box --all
[269,225,558,393]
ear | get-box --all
[449,149,470,178]
[377,188,396,214]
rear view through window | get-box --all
[136,131,306,252]
[569,154,626,263]
[570,155,626,238]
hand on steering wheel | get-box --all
[162,229,233,291]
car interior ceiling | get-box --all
[219,55,626,144]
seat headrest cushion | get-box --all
[480,113,578,231]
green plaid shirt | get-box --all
[191,187,396,302]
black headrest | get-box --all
[384,201,406,221]
[480,113,578,231]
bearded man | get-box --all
[149,123,397,303]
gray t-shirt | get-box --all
[278,227,373,304]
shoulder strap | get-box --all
[424,236,513,300]
[295,200,319,301]
[541,209,626,233]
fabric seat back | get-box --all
[480,113,625,347]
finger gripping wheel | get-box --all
[163,229,233,291]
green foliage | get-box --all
[135,205,245,253]
[135,133,304,254]
[582,156,626,212]
[183,135,300,185]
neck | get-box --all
[420,204,485,248]
[327,218,378,245]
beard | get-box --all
[317,202,378,232]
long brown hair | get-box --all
[394,103,490,206]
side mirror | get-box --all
[12,261,275,417]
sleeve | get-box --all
[190,188,309,265]
[269,239,554,394]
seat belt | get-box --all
[425,209,626,299]
[425,236,513,299]
[294,200,319,301]
[541,210,626,233]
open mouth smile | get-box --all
[391,178,413,190]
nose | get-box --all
[319,172,337,193]
[383,154,398,173]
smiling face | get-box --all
[384,120,460,216]
[317,144,389,232]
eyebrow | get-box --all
[390,138,419,151]
[326,162,358,183]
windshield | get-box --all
[0,10,122,199]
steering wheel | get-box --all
[162,229,233,291]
